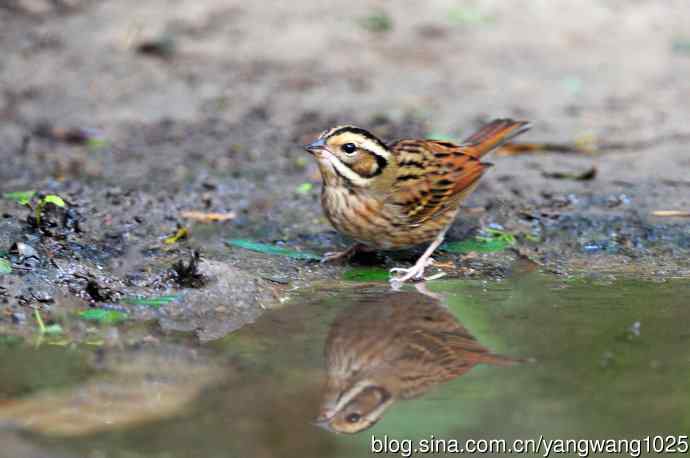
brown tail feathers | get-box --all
[463,119,531,158]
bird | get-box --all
[304,118,531,285]
[314,288,521,434]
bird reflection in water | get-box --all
[315,284,524,434]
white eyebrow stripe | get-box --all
[358,139,391,159]
[326,152,373,187]
[331,379,374,414]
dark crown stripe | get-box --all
[327,126,389,151]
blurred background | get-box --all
[3,1,690,123]
[3,0,690,132]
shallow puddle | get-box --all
[1,274,689,457]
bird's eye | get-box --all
[342,143,357,155]
[346,413,361,423]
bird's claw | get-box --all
[389,258,437,287]
[321,251,344,264]
[321,245,362,264]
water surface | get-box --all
[1,274,688,457]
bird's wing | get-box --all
[387,119,530,225]
[391,329,496,399]
[387,139,488,225]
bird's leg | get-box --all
[321,243,368,264]
[414,281,445,302]
[389,228,448,286]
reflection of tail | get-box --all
[463,119,532,158]
[481,352,530,367]
[496,142,590,156]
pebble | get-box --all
[30,289,54,303]
[11,311,26,324]
[11,242,38,260]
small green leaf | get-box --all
[42,194,66,208]
[122,295,178,308]
[43,324,64,336]
[227,239,321,261]
[87,137,109,151]
[0,258,11,275]
[441,237,513,253]
[34,194,67,226]
[343,266,389,282]
[3,190,36,205]
[0,334,24,347]
[360,11,393,33]
[295,182,313,194]
[164,227,189,244]
[478,228,516,244]
[442,229,515,254]
[448,7,493,25]
[671,38,690,54]
[79,309,128,324]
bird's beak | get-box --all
[304,138,326,154]
[312,416,335,432]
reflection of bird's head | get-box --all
[315,288,523,434]
[315,290,446,434]
[314,379,393,434]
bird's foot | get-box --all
[320,244,364,264]
[389,257,439,288]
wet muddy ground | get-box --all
[0,1,689,456]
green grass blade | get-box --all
[78,309,128,324]
[442,237,513,254]
[3,190,36,205]
[227,239,321,261]
[121,295,178,308]
[343,266,389,282]
[0,258,11,275]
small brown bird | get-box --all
[315,289,520,434]
[305,119,531,284]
